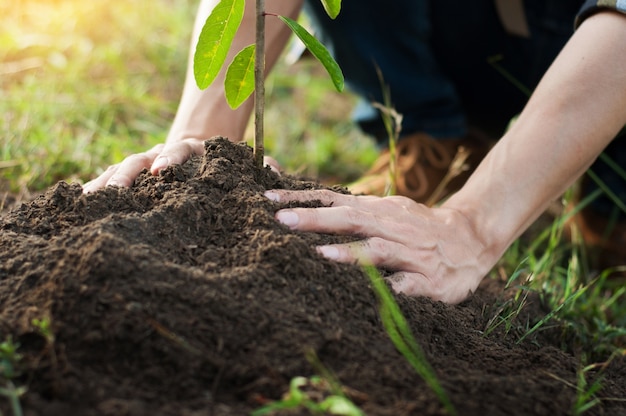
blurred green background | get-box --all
[0,0,377,201]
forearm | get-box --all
[445,11,626,261]
[168,0,303,143]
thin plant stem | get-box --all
[373,66,402,196]
[0,382,25,416]
[254,0,266,167]
[425,146,470,207]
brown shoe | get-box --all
[348,131,493,205]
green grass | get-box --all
[489,190,625,351]
[0,0,376,196]
[0,1,197,193]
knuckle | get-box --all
[365,237,389,261]
[431,283,447,301]
[387,197,415,213]
[317,189,339,203]
[385,195,406,205]
[343,206,367,232]
[125,153,152,165]
[151,143,166,152]
[426,276,447,300]
[392,271,447,301]
[360,237,401,267]
[108,173,130,185]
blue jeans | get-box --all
[304,0,581,142]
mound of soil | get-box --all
[0,138,624,416]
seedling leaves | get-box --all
[225,44,255,108]
[194,0,245,89]
[278,15,344,92]
[320,0,342,19]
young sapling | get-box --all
[193,0,344,167]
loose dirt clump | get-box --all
[0,137,624,416]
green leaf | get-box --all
[319,0,342,19]
[225,44,255,108]
[288,376,307,402]
[193,0,245,90]
[278,15,344,92]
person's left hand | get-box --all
[264,189,495,304]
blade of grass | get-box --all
[586,169,626,215]
[517,282,589,344]
[363,265,456,415]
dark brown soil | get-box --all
[0,137,624,416]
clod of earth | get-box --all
[0,137,624,415]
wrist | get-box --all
[442,203,507,277]
[168,83,253,145]
[441,177,517,270]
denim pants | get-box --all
[304,0,581,141]
[305,0,626,216]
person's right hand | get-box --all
[82,138,206,193]
[264,189,496,304]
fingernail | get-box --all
[82,182,93,194]
[107,180,121,187]
[152,156,169,173]
[276,210,299,227]
[264,191,280,202]
[317,245,339,260]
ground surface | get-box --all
[0,138,624,416]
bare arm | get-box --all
[445,10,626,263]
[83,0,303,192]
[266,11,626,303]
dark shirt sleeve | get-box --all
[576,0,626,28]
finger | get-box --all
[387,271,472,304]
[150,139,205,175]
[265,189,418,219]
[318,240,466,304]
[316,239,460,303]
[105,145,164,188]
[263,155,281,174]
[275,204,382,237]
[386,271,443,301]
[275,203,419,246]
[317,237,417,271]
[82,164,119,193]
[83,144,164,193]
[265,188,378,207]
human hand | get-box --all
[82,138,204,193]
[82,138,281,193]
[264,189,495,304]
